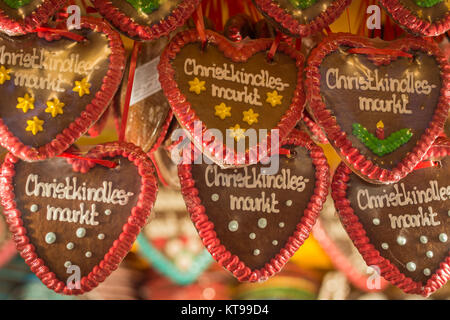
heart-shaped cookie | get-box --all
[0,0,67,36]
[306,33,450,184]
[0,142,158,294]
[0,17,125,161]
[379,0,450,36]
[92,0,201,41]
[178,130,329,281]
[331,145,450,296]
[159,29,305,167]
[137,188,212,285]
[252,0,351,37]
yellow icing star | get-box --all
[16,93,35,113]
[242,108,259,125]
[229,124,246,141]
[26,116,44,135]
[215,103,231,120]
[0,66,11,85]
[45,98,65,118]
[73,78,91,97]
[188,77,206,95]
[266,90,283,107]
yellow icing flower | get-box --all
[188,77,206,95]
[45,98,65,117]
[242,108,259,125]
[229,124,246,141]
[0,66,11,85]
[215,102,231,120]
[16,93,35,113]
[73,78,91,97]
[266,90,283,107]
[26,116,44,135]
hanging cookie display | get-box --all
[0,17,125,161]
[0,142,158,294]
[306,33,450,184]
[0,0,67,36]
[379,0,450,36]
[91,0,201,41]
[252,0,351,37]
[159,29,305,167]
[178,130,329,281]
[331,143,450,296]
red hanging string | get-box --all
[148,152,169,187]
[278,148,291,156]
[192,5,207,47]
[32,27,85,42]
[267,32,282,61]
[57,152,118,168]
[413,160,439,170]
[346,7,352,34]
[325,26,332,35]
[119,41,141,142]
[295,37,302,51]
[348,47,413,58]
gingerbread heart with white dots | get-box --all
[178,130,329,282]
[0,17,125,161]
[0,142,158,295]
[331,144,450,296]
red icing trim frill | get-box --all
[148,109,174,155]
[252,0,351,38]
[159,29,305,167]
[0,141,158,295]
[0,0,67,36]
[331,148,450,297]
[379,0,450,37]
[178,130,330,282]
[91,0,201,41]
[305,33,450,184]
[0,17,126,161]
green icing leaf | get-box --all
[126,0,160,14]
[289,0,318,9]
[3,0,32,9]
[415,0,442,8]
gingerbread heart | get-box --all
[178,130,329,281]
[0,0,67,36]
[92,0,201,41]
[0,142,158,294]
[331,144,450,296]
[0,17,125,161]
[379,0,450,36]
[252,0,351,37]
[306,33,450,184]
[159,29,305,167]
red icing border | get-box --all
[0,17,125,161]
[92,0,201,41]
[331,147,450,297]
[87,103,111,138]
[379,0,450,37]
[178,130,330,282]
[0,0,67,36]
[148,109,174,155]
[0,141,158,295]
[252,0,351,38]
[305,33,450,184]
[159,29,305,167]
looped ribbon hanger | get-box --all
[413,160,440,171]
[193,5,207,49]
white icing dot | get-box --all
[439,233,448,243]
[372,218,380,226]
[285,200,293,207]
[45,232,56,244]
[76,228,86,238]
[104,209,111,216]
[253,249,260,256]
[420,236,428,244]
[423,268,431,276]
[279,222,285,228]
[397,236,407,246]
[249,233,256,240]
[85,251,92,258]
[406,262,416,272]
[228,220,239,232]
[272,240,278,246]
[426,251,434,258]
[98,233,105,240]
[258,218,267,229]
[381,243,389,250]
[66,242,74,250]
[211,194,219,202]
[64,261,72,268]
[448,209,450,217]
[30,204,39,213]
